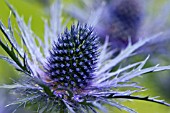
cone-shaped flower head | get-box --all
[46,24,99,93]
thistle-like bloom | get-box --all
[0,1,170,113]
[66,0,143,49]
[45,24,99,94]
[66,0,170,51]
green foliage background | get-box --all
[0,0,170,113]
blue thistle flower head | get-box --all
[0,1,170,113]
[45,23,99,94]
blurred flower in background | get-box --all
[66,0,143,49]
[97,0,143,48]
[66,0,170,52]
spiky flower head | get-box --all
[46,24,99,94]
[0,1,170,113]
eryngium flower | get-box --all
[0,1,170,113]
[46,24,99,92]
[66,0,143,49]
